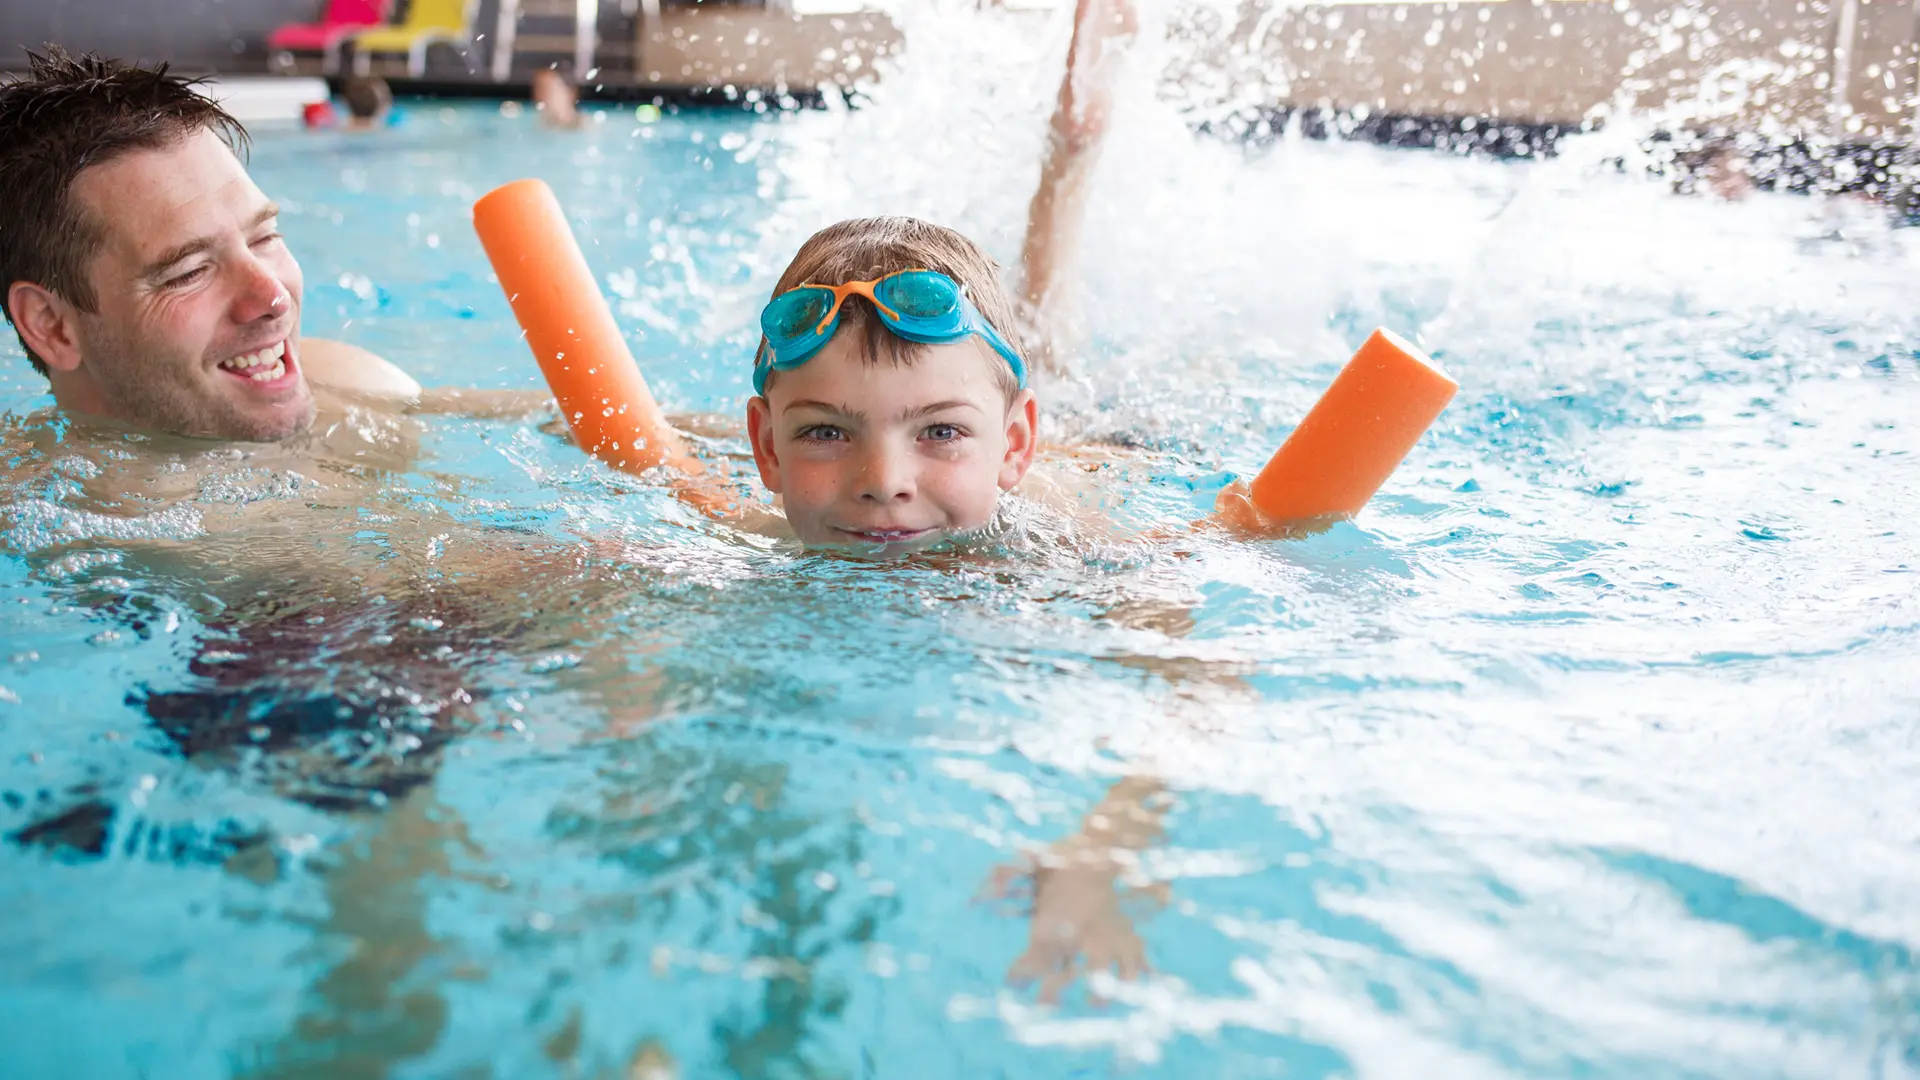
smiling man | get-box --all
[0,48,614,770]
[0,50,646,866]
[0,48,443,441]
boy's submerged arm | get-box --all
[413,390,779,531]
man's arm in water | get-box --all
[1019,0,1137,375]
[409,386,557,419]
[301,338,554,419]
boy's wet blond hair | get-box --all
[757,216,1027,400]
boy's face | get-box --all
[747,331,1038,554]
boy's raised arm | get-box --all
[1020,0,1138,375]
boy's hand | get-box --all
[984,776,1171,1003]
[1053,0,1140,152]
[1208,479,1340,539]
[988,848,1163,1003]
[1211,478,1268,534]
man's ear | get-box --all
[997,389,1040,491]
[7,282,85,374]
[746,395,783,494]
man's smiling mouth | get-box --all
[217,340,293,386]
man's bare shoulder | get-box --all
[303,339,560,422]
[301,338,423,402]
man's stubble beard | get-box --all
[78,317,315,443]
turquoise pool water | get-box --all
[2,83,1918,1079]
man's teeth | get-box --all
[220,342,287,381]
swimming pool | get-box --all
[3,39,1919,1080]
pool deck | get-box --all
[1194,0,1920,145]
[16,0,1913,148]
[196,77,333,125]
[292,0,1916,149]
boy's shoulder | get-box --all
[1018,440,1163,520]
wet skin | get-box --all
[0,126,566,581]
[0,127,599,777]
[745,332,1039,555]
[8,128,328,442]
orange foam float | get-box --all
[472,178,698,477]
[1217,328,1457,533]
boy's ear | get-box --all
[997,389,1039,491]
[746,395,783,494]
[8,281,85,375]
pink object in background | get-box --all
[268,0,391,74]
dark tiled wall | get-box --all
[1,0,318,72]
[0,0,657,79]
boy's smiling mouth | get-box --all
[836,525,936,545]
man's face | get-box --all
[747,331,1037,554]
[64,128,313,441]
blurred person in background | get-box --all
[340,73,394,130]
[531,68,582,129]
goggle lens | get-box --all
[764,288,835,342]
[878,271,960,320]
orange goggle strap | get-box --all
[807,276,902,335]
[754,268,1027,395]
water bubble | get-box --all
[529,652,584,674]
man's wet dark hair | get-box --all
[0,47,249,377]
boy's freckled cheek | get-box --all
[783,465,842,504]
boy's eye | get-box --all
[250,232,284,250]
[167,265,210,288]
[796,424,847,443]
[921,423,965,442]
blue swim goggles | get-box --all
[754,268,1027,395]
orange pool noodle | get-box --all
[473,178,696,476]
[1246,328,1457,524]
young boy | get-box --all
[743,217,1042,555]
[738,0,1140,555]
[735,210,1186,1004]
